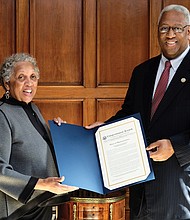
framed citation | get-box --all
[95,117,151,190]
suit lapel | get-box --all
[150,50,190,125]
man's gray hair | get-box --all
[0,53,40,89]
[158,4,190,25]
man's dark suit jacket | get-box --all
[107,50,190,219]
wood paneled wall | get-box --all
[1,0,190,124]
[0,0,149,126]
[1,0,190,219]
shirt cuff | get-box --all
[18,177,38,204]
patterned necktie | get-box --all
[151,61,171,119]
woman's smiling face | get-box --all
[5,61,39,104]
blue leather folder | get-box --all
[49,114,154,194]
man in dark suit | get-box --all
[86,4,190,220]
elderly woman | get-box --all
[0,53,78,219]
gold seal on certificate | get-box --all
[95,117,150,190]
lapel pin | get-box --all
[181,78,186,83]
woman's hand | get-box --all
[34,176,79,194]
[53,117,66,126]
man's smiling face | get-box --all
[158,10,190,59]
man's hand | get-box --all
[146,139,174,161]
[85,121,104,129]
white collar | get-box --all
[161,46,190,71]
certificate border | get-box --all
[96,117,150,189]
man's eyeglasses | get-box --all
[158,25,189,34]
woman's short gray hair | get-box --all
[158,4,190,25]
[0,53,40,88]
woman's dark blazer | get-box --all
[107,50,190,219]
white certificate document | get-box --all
[95,117,150,190]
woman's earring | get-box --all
[5,90,10,99]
